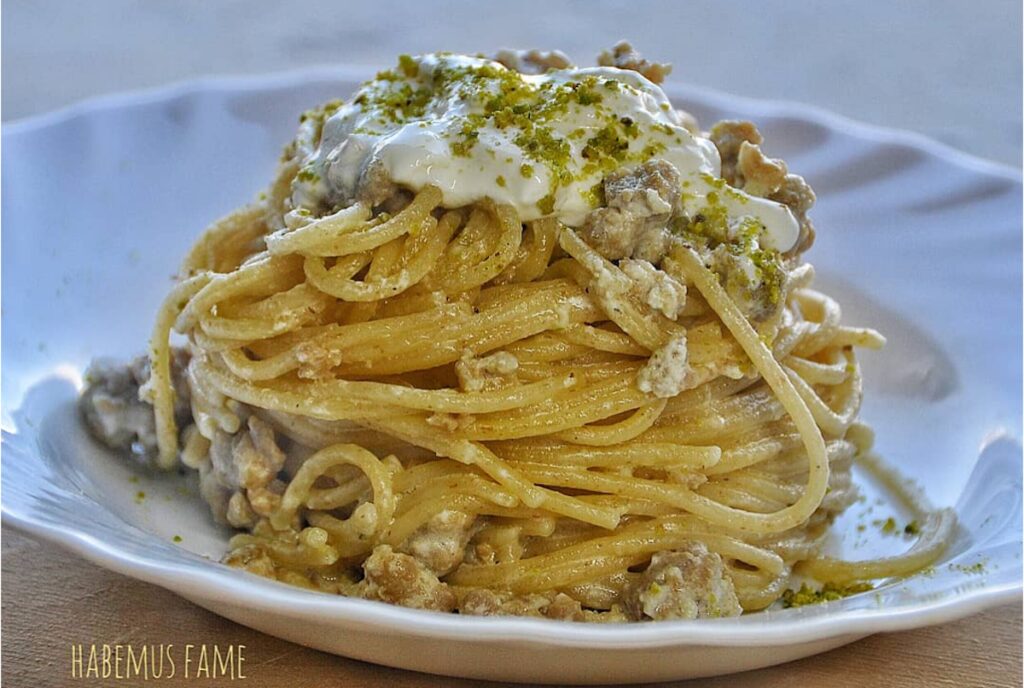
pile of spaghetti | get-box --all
[96,48,955,622]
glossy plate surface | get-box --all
[3,67,1021,684]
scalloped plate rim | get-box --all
[2,67,1021,658]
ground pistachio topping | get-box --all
[781,582,874,608]
[288,51,801,250]
[671,186,786,313]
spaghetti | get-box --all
[82,46,955,622]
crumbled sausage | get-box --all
[246,480,287,516]
[358,545,457,612]
[458,589,585,621]
[636,332,693,398]
[459,588,540,616]
[399,510,479,576]
[223,543,279,579]
[770,173,815,218]
[580,207,653,262]
[226,491,258,527]
[619,258,687,320]
[710,121,791,199]
[210,415,286,491]
[544,592,587,621]
[709,120,763,186]
[455,350,519,392]
[709,245,778,322]
[207,416,288,528]
[597,41,672,84]
[769,174,817,253]
[579,160,682,262]
[494,49,573,74]
[710,120,816,253]
[623,543,742,621]
[79,349,191,461]
[356,157,402,209]
[593,41,697,132]
[604,159,682,216]
[736,141,788,197]
[223,480,287,529]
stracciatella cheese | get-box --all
[292,54,800,252]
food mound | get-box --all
[81,43,952,622]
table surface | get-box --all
[2,2,1022,685]
[2,526,1021,687]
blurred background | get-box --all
[3,0,1021,166]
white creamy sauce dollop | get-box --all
[292,54,799,252]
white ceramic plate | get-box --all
[3,67,1021,684]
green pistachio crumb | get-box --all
[296,167,320,183]
[782,582,873,608]
[339,55,693,214]
[878,517,898,534]
[398,54,419,78]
